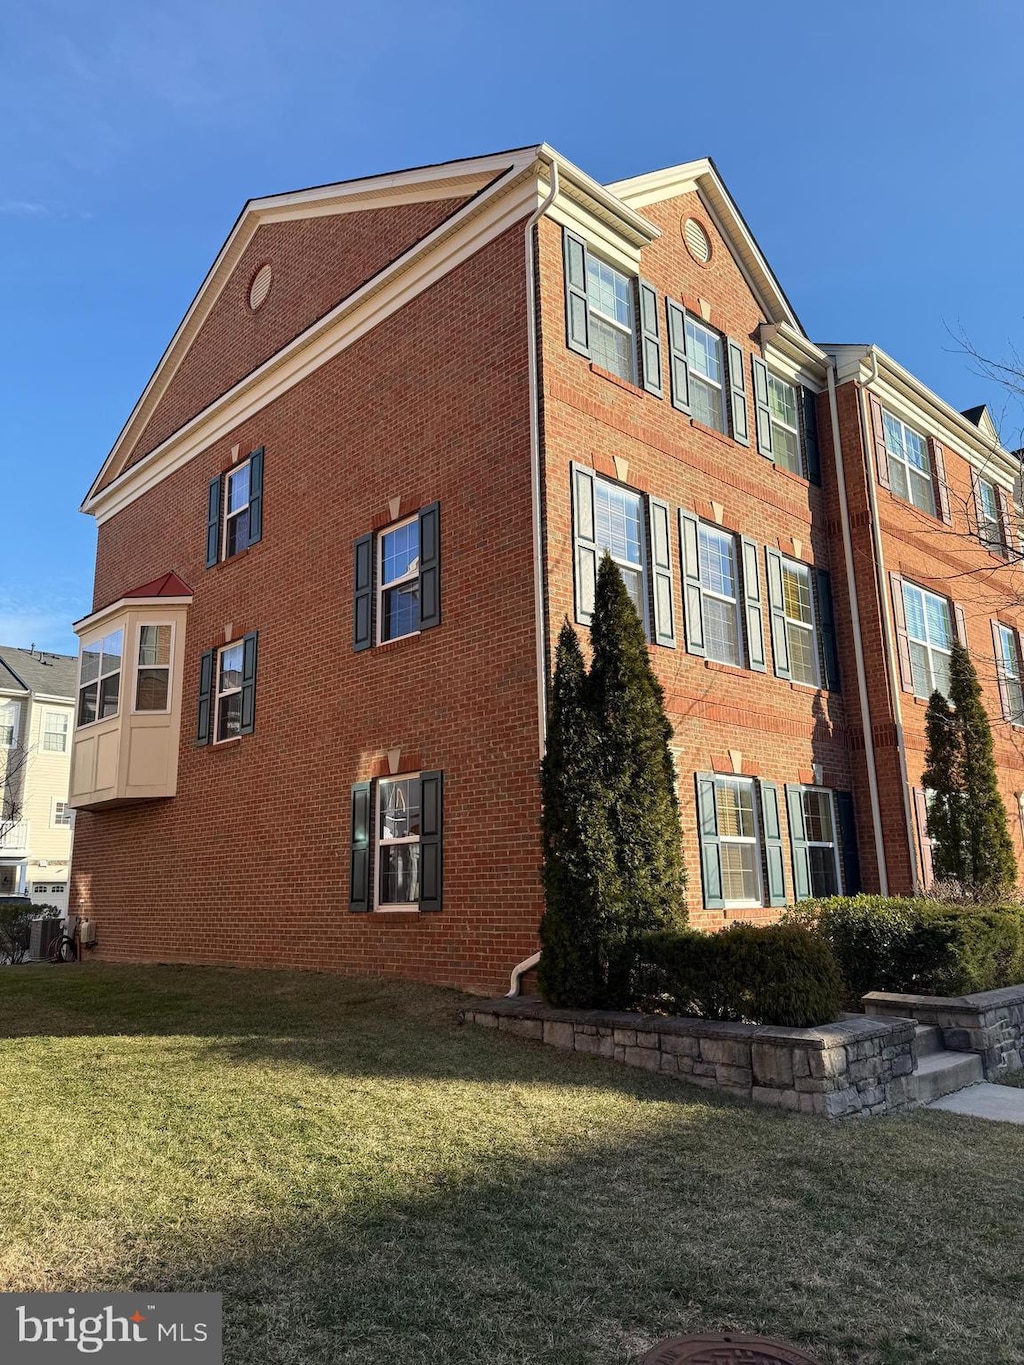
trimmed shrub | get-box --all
[790,895,1024,1001]
[641,922,843,1028]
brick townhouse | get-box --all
[68,145,1024,993]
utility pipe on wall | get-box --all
[825,360,889,895]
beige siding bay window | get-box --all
[70,586,192,808]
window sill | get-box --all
[212,543,258,571]
[703,659,749,677]
[588,363,646,399]
[373,908,426,916]
[374,631,422,655]
[689,419,735,448]
[205,736,243,751]
[772,463,812,489]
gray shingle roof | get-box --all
[0,645,77,699]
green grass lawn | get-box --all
[2,965,1023,1365]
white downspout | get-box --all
[858,350,920,891]
[507,158,559,998]
[826,359,889,895]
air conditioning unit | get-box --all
[29,917,61,962]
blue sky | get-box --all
[3,0,1022,654]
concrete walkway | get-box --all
[928,1082,1024,1124]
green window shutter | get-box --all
[419,771,444,912]
[953,601,968,648]
[765,548,791,680]
[801,388,821,486]
[678,509,705,656]
[196,648,214,746]
[418,502,441,631]
[759,780,787,906]
[726,338,749,445]
[814,569,840,690]
[751,356,773,459]
[647,496,676,648]
[998,487,1015,559]
[638,280,662,397]
[247,447,264,544]
[571,463,599,625]
[913,788,934,890]
[349,781,372,912]
[665,298,691,414]
[695,774,724,910]
[205,475,222,568]
[239,631,259,736]
[929,438,952,525]
[785,784,811,900]
[353,533,374,651]
[740,536,766,672]
[563,228,590,357]
[835,791,861,894]
[889,572,915,693]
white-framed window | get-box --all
[376,774,421,909]
[713,777,763,907]
[215,641,244,742]
[996,623,1024,723]
[52,800,73,828]
[686,318,726,433]
[586,256,636,383]
[594,478,647,625]
[767,373,802,475]
[902,582,953,698]
[77,629,123,727]
[975,477,1002,551]
[800,789,841,897]
[224,459,253,559]
[0,699,19,748]
[134,624,172,712]
[41,710,69,753]
[698,524,743,666]
[883,411,935,514]
[378,517,420,644]
[780,559,819,687]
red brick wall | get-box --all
[536,195,855,929]
[111,196,470,483]
[74,221,542,996]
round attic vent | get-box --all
[248,263,273,311]
[682,218,711,265]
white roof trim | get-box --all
[74,595,193,636]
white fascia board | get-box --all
[827,342,1018,487]
[538,145,660,247]
[73,595,193,635]
[87,147,542,502]
[84,167,541,524]
[606,158,712,206]
[759,323,830,389]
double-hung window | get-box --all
[975,476,1004,552]
[353,504,441,652]
[378,518,420,644]
[883,413,935,515]
[800,789,840,897]
[712,777,762,907]
[698,525,743,666]
[215,642,244,742]
[767,373,802,475]
[685,318,726,433]
[780,559,819,687]
[41,711,69,752]
[349,771,444,913]
[0,701,19,748]
[77,630,123,727]
[995,623,1024,724]
[135,625,172,712]
[196,632,259,747]
[902,582,953,698]
[585,257,636,383]
[594,479,646,623]
[206,447,264,567]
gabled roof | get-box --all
[961,404,1001,443]
[0,645,77,700]
[606,156,804,334]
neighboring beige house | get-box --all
[0,645,77,913]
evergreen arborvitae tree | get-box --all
[537,621,622,1008]
[922,639,1017,897]
[585,553,688,1005]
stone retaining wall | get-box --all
[463,999,917,1118]
[864,986,1024,1079]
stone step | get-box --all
[914,1024,943,1058]
[910,1050,984,1105]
